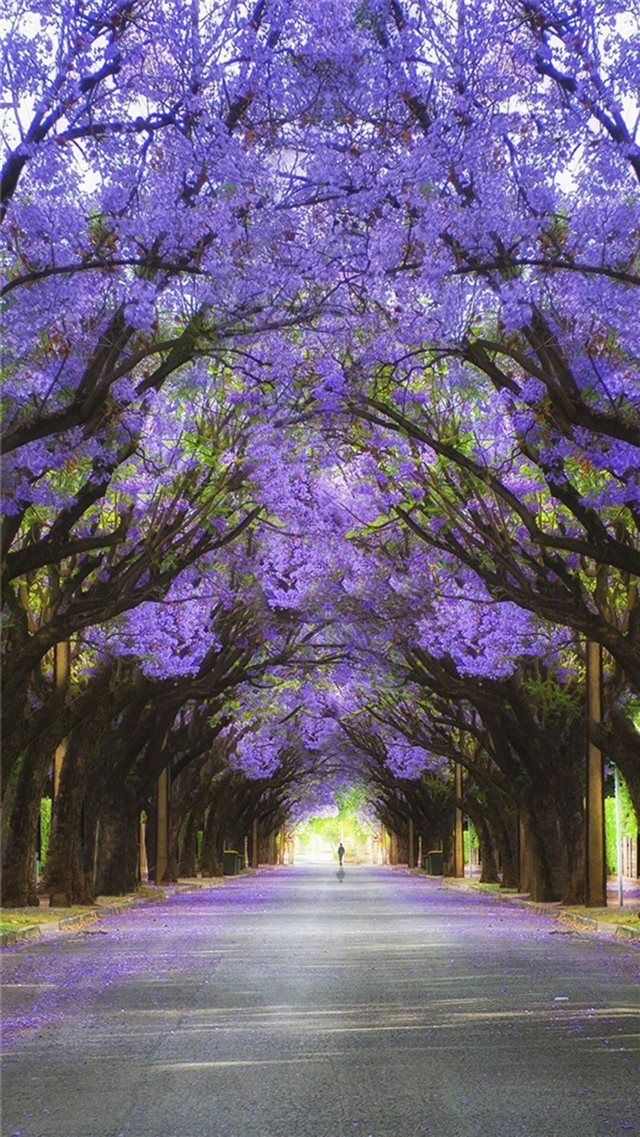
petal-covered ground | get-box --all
[2,867,639,1137]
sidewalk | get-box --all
[430,873,640,942]
[0,876,226,947]
[0,866,287,948]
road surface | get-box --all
[2,866,639,1136]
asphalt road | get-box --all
[2,866,639,1137]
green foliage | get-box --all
[335,783,371,821]
[605,774,637,874]
[0,908,92,934]
[463,822,478,863]
[295,787,375,860]
[521,666,580,725]
[39,797,51,868]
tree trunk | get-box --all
[44,742,95,906]
[556,795,586,906]
[1,754,22,863]
[200,809,222,877]
[476,816,500,884]
[518,801,564,902]
[1,748,48,907]
[145,791,157,882]
[493,815,518,888]
[178,810,200,877]
[94,785,140,896]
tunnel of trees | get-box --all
[1,0,639,911]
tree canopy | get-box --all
[2,0,639,906]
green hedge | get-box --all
[605,775,637,874]
[464,822,478,863]
[39,797,52,868]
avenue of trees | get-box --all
[1,0,639,907]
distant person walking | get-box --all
[337,843,345,866]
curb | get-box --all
[0,870,280,948]
[0,878,223,948]
[430,875,640,943]
[1,923,49,946]
[556,911,640,942]
[0,910,103,947]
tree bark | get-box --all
[178,810,200,877]
[94,784,140,896]
[1,747,49,906]
[44,739,95,906]
[475,816,500,884]
[200,808,223,877]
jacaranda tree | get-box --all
[1,0,638,904]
